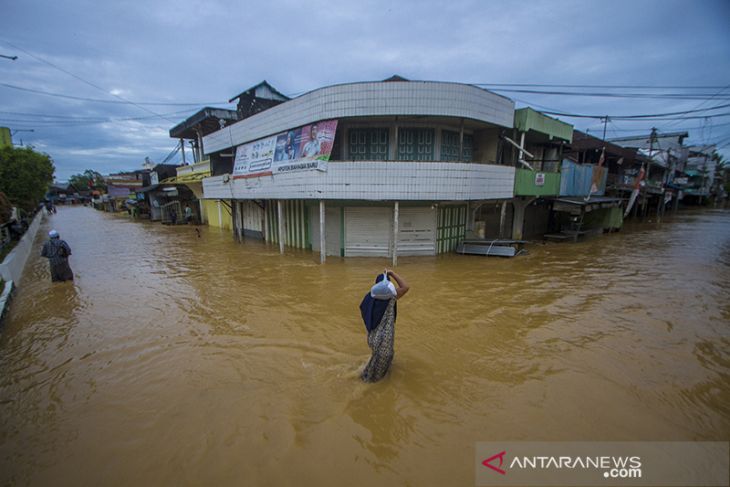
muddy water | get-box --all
[0,206,728,486]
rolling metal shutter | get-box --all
[345,207,392,257]
[397,207,436,255]
[241,201,264,238]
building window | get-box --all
[462,134,473,161]
[398,128,434,161]
[441,130,473,162]
[441,130,460,161]
[348,128,389,160]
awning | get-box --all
[552,196,622,214]
[136,184,159,193]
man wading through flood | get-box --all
[40,229,73,282]
[359,269,409,382]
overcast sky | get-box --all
[1,0,729,181]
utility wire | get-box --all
[661,84,730,130]
[541,104,730,120]
[0,40,226,122]
[0,108,197,121]
[474,83,729,89]
[161,144,180,163]
[0,82,230,106]
[484,88,730,100]
[585,119,730,134]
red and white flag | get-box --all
[585,147,606,201]
[624,165,646,217]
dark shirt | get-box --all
[41,239,72,265]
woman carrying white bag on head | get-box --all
[358,269,410,383]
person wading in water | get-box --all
[40,229,74,282]
[359,269,409,382]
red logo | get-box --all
[482,451,507,475]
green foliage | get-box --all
[69,169,107,191]
[0,192,12,223]
[0,146,55,212]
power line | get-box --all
[0,108,197,122]
[0,40,219,123]
[585,119,730,133]
[541,103,730,120]
[661,84,730,130]
[475,83,729,89]
[484,88,730,100]
[0,82,229,106]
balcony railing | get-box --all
[202,160,516,201]
[514,169,561,196]
[177,159,210,176]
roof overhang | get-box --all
[514,107,573,142]
[552,196,623,213]
[169,107,239,139]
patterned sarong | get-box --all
[361,298,396,382]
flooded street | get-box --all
[1,206,728,486]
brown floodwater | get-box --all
[0,206,728,486]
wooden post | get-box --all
[180,138,186,164]
[392,201,399,267]
[517,132,525,164]
[277,200,285,254]
[319,200,326,264]
[236,201,243,240]
[512,198,526,240]
[499,201,507,238]
[196,126,205,162]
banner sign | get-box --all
[233,120,338,179]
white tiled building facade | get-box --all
[202,80,516,259]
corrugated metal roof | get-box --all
[169,107,239,139]
[227,81,290,104]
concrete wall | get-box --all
[0,210,44,284]
[203,199,233,230]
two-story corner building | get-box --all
[200,78,517,260]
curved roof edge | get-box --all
[204,80,515,154]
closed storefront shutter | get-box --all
[345,207,392,257]
[241,201,264,238]
[397,207,436,255]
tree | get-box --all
[0,192,12,223]
[0,146,55,212]
[69,169,107,192]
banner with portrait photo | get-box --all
[233,120,338,179]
